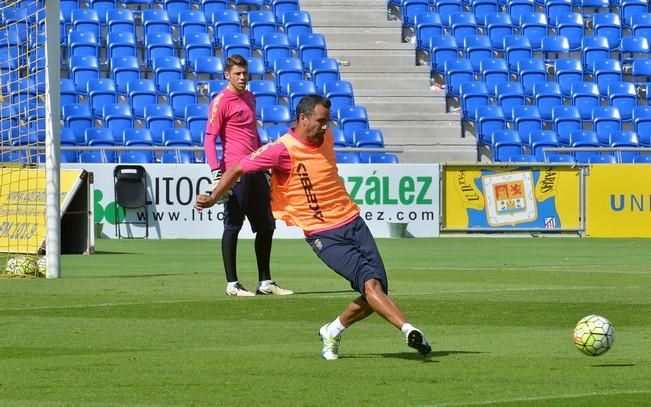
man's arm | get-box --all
[195,163,244,211]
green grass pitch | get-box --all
[1,237,650,406]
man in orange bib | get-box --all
[195,95,431,360]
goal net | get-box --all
[0,0,59,278]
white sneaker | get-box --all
[406,328,432,356]
[226,283,255,297]
[319,324,341,360]
[256,281,294,295]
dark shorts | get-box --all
[305,216,388,296]
[223,171,276,233]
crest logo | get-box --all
[482,172,537,226]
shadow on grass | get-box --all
[345,350,484,362]
[89,251,140,255]
[592,363,636,368]
[292,290,356,295]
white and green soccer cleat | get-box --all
[406,328,432,356]
[256,281,294,295]
[319,324,341,360]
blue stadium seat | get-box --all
[273,57,304,96]
[491,130,523,162]
[472,0,500,27]
[353,128,384,148]
[249,79,279,118]
[248,10,277,49]
[309,58,340,94]
[257,126,270,144]
[260,104,292,127]
[620,0,648,29]
[63,103,93,144]
[123,127,155,148]
[69,56,100,96]
[429,35,459,73]
[192,55,224,81]
[103,103,134,141]
[179,10,208,39]
[517,58,546,97]
[519,12,547,51]
[402,0,430,27]
[282,10,312,47]
[128,79,157,119]
[480,58,510,97]
[107,8,136,35]
[552,105,582,146]
[554,12,583,51]
[448,12,478,44]
[554,59,582,99]
[119,150,156,163]
[463,35,492,73]
[0,105,18,144]
[167,79,198,119]
[233,0,265,11]
[213,10,242,45]
[222,33,252,59]
[592,106,622,145]
[592,13,622,51]
[185,103,209,145]
[608,82,636,123]
[581,36,610,72]
[85,127,117,162]
[107,31,137,62]
[529,130,560,161]
[338,106,370,141]
[162,128,194,164]
[632,106,651,147]
[507,153,538,162]
[336,151,361,164]
[619,36,650,67]
[577,0,609,13]
[61,78,78,106]
[123,128,157,163]
[483,13,513,51]
[145,32,175,67]
[296,33,327,70]
[271,0,300,23]
[503,35,533,72]
[369,153,400,164]
[512,105,542,140]
[79,151,105,163]
[246,56,266,80]
[68,30,99,60]
[460,81,490,122]
[61,127,79,163]
[71,8,101,40]
[436,0,462,28]
[164,0,191,23]
[261,32,292,72]
[415,12,444,54]
[610,130,640,162]
[476,105,506,145]
[144,104,175,145]
[265,124,289,141]
[142,9,171,37]
[571,82,600,121]
[444,58,474,98]
[331,128,347,147]
[546,153,575,163]
[541,35,570,64]
[569,130,599,162]
[153,56,183,94]
[495,81,525,122]
[108,55,142,95]
[324,80,355,122]
[533,81,563,121]
[183,32,213,70]
[507,0,535,25]
[632,59,651,87]
[208,79,229,99]
[592,59,622,96]
[87,78,117,118]
[89,0,116,24]
[630,13,651,37]
[632,155,651,163]
[586,154,616,164]
[287,80,317,118]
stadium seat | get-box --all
[495,81,525,122]
[546,153,575,163]
[586,154,616,164]
[554,59,583,99]
[369,153,400,164]
[79,151,105,163]
[429,35,459,73]
[103,103,134,140]
[153,56,183,94]
[257,126,270,144]
[260,104,292,127]
[336,151,361,164]
[512,105,543,140]
[630,13,651,38]
[459,81,490,122]
[591,59,622,97]
[309,58,341,94]
[581,36,610,73]
[529,129,560,161]
[222,33,253,59]
[71,8,101,40]
[632,155,651,163]
[128,79,158,119]
[569,130,599,162]
[123,128,157,163]
[85,127,117,162]
[632,106,651,147]
[144,104,175,145]
[70,55,100,94]
[330,128,347,147]
[271,0,300,23]
[507,153,538,162]
[475,105,506,145]
[164,0,191,22]
[533,81,563,121]
[541,35,570,64]
[480,58,510,97]
[145,32,175,66]
[282,10,313,48]
[491,130,523,162]
[414,12,444,53]
[118,150,156,163]
[463,35,492,73]
[517,58,547,98]
[248,10,277,49]
[265,125,289,141]
[63,103,93,144]
[444,58,474,98]
[620,0,648,28]
[185,103,209,145]
[436,0,462,28]
[61,78,78,106]
[249,79,279,118]
[592,106,622,145]
[68,30,99,60]
[353,128,384,156]
[632,59,651,87]
[178,10,208,39]
[448,12,478,44]
[503,35,533,72]
[554,12,583,51]
[608,82,637,123]
[87,78,118,118]
[106,32,137,69]
[273,57,304,96]
[261,32,292,72]
[507,0,535,25]
[184,32,213,70]
[619,36,650,67]
[287,80,317,118]
[192,55,224,81]
[610,130,640,162]
[213,10,242,45]
[577,0,610,13]
[323,80,355,122]
[338,106,370,141]
[245,56,266,80]
[296,33,327,70]
[142,9,171,37]
[162,128,195,163]
[61,127,79,163]
[483,13,513,51]
[0,105,18,143]
[401,0,430,28]
[208,79,229,99]
[519,12,547,51]
[167,80,197,119]
[571,82,601,121]
[552,105,582,146]
[472,0,500,27]
[107,8,136,35]
[592,13,622,51]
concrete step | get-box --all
[317,32,407,50]
[358,98,448,117]
[398,146,478,163]
[328,51,426,74]
[343,72,435,95]
[301,0,388,7]
[308,9,395,27]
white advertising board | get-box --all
[63,164,440,239]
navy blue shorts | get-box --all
[305,216,388,296]
[223,171,275,233]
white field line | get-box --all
[426,390,651,407]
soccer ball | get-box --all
[5,256,39,276]
[573,315,615,356]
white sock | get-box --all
[227,281,239,290]
[401,323,416,336]
[258,280,273,289]
[325,317,347,337]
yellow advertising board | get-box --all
[586,165,651,237]
[0,168,87,253]
[442,165,582,231]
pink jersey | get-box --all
[204,88,261,171]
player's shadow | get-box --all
[347,350,484,362]
[592,363,636,368]
[292,290,356,295]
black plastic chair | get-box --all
[113,165,149,238]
